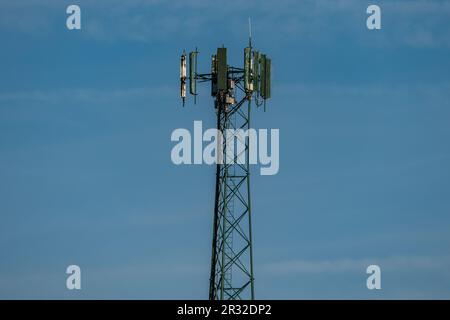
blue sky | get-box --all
[0,0,450,299]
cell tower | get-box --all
[179,21,271,300]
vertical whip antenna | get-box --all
[248,17,252,48]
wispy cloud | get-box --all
[1,0,449,47]
[260,255,450,275]
[2,82,449,105]
[0,85,174,104]
[272,82,450,109]
[0,259,206,299]
[276,82,450,97]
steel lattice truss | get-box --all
[209,73,255,300]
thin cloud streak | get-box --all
[1,1,449,47]
[260,255,450,275]
[0,86,174,104]
[2,82,449,104]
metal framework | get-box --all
[180,30,270,300]
[209,77,255,300]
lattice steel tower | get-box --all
[179,24,271,300]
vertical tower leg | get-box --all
[209,97,254,300]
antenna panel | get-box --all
[180,53,187,99]
[259,54,266,98]
[244,47,253,92]
[217,47,228,91]
[211,54,217,96]
[189,51,197,95]
[253,51,259,94]
[264,58,271,99]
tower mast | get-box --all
[179,24,271,300]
